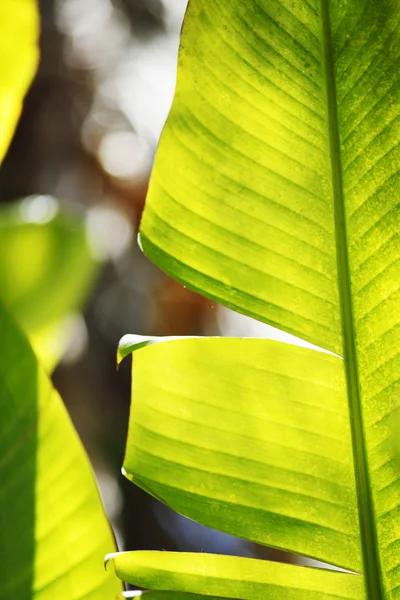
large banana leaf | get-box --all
[0,0,38,162]
[0,300,120,599]
[110,0,400,599]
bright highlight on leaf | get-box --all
[108,551,364,600]
[112,0,400,599]
[117,334,203,364]
[0,301,121,598]
[0,0,39,163]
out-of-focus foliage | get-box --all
[0,0,38,162]
[111,0,400,599]
[0,197,96,332]
[0,196,98,368]
[0,4,121,599]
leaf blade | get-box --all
[141,0,341,353]
[0,301,121,598]
[332,3,400,597]
[108,551,364,600]
[138,0,400,595]
[122,337,360,570]
[0,0,39,162]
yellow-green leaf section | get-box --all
[0,0,39,162]
[108,551,364,600]
[119,594,227,600]
[119,594,228,600]
[134,1,400,599]
[0,301,121,599]
[121,337,359,569]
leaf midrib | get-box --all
[320,2,384,598]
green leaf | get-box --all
[0,300,121,598]
[117,334,165,363]
[0,197,98,334]
[0,0,39,162]
[117,334,202,364]
[107,551,364,600]
[0,197,99,368]
[120,594,226,600]
[120,337,359,569]
[115,1,400,599]
[119,593,226,600]
[141,0,399,353]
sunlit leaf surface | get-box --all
[0,301,120,599]
[119,593,226,600]
[113,0,400,598]
[0,0,39,162]
[108,551,364,600]
[121,337,359,570]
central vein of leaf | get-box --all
[320,2,383,598]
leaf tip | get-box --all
[137,231,144,253]
[117,334,156,365]
[121,466,133,483]
[104,552,118,571]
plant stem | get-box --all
[320,1,384,598]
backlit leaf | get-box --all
[0,301,121,599]
[0,0,39,162]
[113,1,400,599]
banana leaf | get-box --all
[0,4,120,598]
[0,0,38,162]
[0,301,121,599]
[111,0,400,599]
